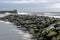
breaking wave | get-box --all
[0,20,12,24]
[44,13,60,18]
[14,29,32,40]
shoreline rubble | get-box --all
[0,14,60,40]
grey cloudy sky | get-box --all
[0,0,60,8]
[0,0,60,12]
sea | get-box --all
[0,3,60,12]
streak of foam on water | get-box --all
[14,29,32,40]
[18,12,29,15]
[0,13,12,17]
[17,12,32,15]
[0,20,13,25]
[44,13,60,18]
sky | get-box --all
[0,0,60,12]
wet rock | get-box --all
[0,14,60,40]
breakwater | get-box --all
[0,14,60,40]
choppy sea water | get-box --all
[0,12,60,40]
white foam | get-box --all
[5,22,11,24]
[45,16,60,18]
[0,14,5,17]
[22,33,32,40]
[0,20,12,24]
[22,33,31,37]
[14,29,25,34]
[0,13,11,17]
[5,12,11,15]
[14,29,32,40]
[0,20,5,22]
[44,13,60,18]
[44,13,54,16]
[18,12,29,15]
[51,16,60,18]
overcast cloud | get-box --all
[0,0,60,12]
[0,0,59,8]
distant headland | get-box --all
[0,10,17,13]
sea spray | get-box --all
[0,20,12,24]
[14,28,32,40]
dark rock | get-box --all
[0,14,60,40]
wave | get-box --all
[14,29,32,40]
[0,20,13,24]
[0,12,12,17]
[44,13,60,18]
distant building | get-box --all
[0,10,17,13]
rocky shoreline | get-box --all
[0,14,60,40]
